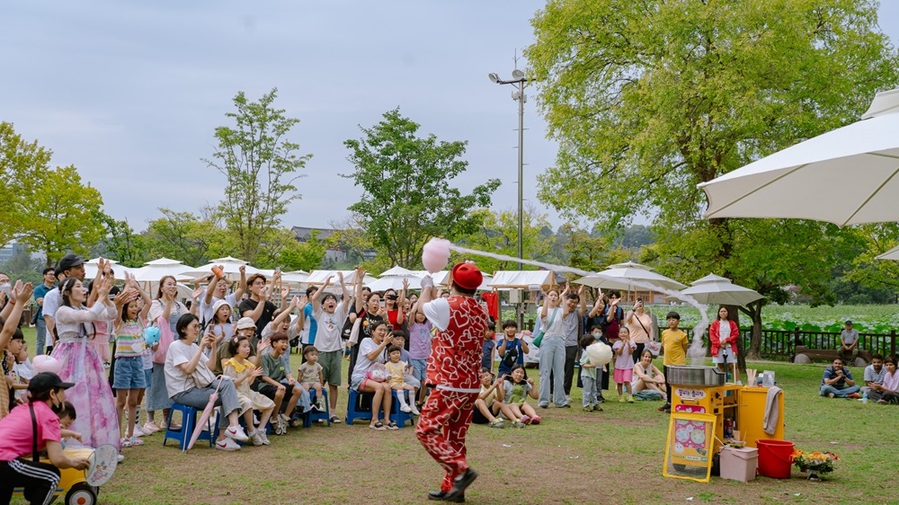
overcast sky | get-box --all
[3,1,898,234]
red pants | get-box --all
[415,388,478,492]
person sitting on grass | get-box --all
[223,336,276,446]
[502,365,541,426]
[472,370,506,428]
[875,356,899,404]
[632,349,666,401]
[863,354,886,401]
[384,345,420,415]
[819,358,861,399]
[298,346,325,411]
[258,331,309,433]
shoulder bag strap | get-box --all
[29,403,39,463]
[632,312,651,338]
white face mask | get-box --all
[593,332,601,338]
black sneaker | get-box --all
[596,396,606,404]
[444,468,477,502]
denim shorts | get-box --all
[113,356,148,389]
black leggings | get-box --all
[0,459,61,505]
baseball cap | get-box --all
[236,317,256,330]
[56,254,85,276]
[451,262,483,291]
[28,372,75,395]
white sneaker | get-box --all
[279,413,291,423]
[225,425,249,442]
[410,406,421,416]
[400,405,412,413]
[216,438,241,451]
[260,432,271,446]
[117,453,125,463]
[250,430,265,446]
[132,425,148,437]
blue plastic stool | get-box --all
[345,389,415,428]
[389,390,416,428]
[163,403,219,450]
[304,389,331,427]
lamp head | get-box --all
[488,73,499,83]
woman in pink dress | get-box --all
[51,276,119,450]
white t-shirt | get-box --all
[719,321,731,342]
[313,305,348,352]
[42,288,61,320]
[423,298,451,331]
[351,337,384,383]
[200,292,238,325]
[539,306,566,337]
[165,339,216,397]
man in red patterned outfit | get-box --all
[416,262,488,503]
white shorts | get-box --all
[712,345,735,364]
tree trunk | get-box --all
[739,301,764,361]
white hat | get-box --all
[236,317,256,330]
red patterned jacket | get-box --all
[425,295,488,392]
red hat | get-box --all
[451,262,483,291]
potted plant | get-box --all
[791,449,839,481]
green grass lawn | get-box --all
[9,327,899,505]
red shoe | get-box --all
[521,415,532,425]
[530,416,541,425]
[847,393,860,399]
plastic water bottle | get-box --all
[861,391,868,404]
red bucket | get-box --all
[756,440,794,479]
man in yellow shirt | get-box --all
[660,311,688,414]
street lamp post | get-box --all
[489,69,532,328]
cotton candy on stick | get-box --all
[585,342,613,366]
[422,238,451,274]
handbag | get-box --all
[532,308,559,348]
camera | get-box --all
[637,297,643,303]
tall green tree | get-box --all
[0,122,51,246]
[142,209,235,267]
[94,216,152,268]
[343,108,501,268]
[459,205,555,274]
[528,0,899,358]
[204,88,311,264]
[17,165,106,267]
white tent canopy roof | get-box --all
[487,270,554,290]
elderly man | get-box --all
[838,320,859,364]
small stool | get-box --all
[163,403,219,450]
[304,389,331,427]
[388,391,415,428]
[345,389,374,425]
[345,388,415,427]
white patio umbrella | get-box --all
[876,244,899,261]
[700,87,899,226]
[83,258,136,280]
[181,259,260,282]
[667,274,764,307]
[131,258,195,282]
[368,266,423,292]
[304,270,378,287]
[575,261,686,292]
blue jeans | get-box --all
[819,384,860,397]
[35,317,48,356]
[538,336,567,407]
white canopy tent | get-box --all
[487,270,555,290]
[83,258,136,280]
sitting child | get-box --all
[472,370,506,428]
[502,365,540,426]
[385,345,420,415]
[298,346,325,411]
[58,401,81,448]
[223,336,276,446]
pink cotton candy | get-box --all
[32,355,62,375]
[422,238,451,274]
